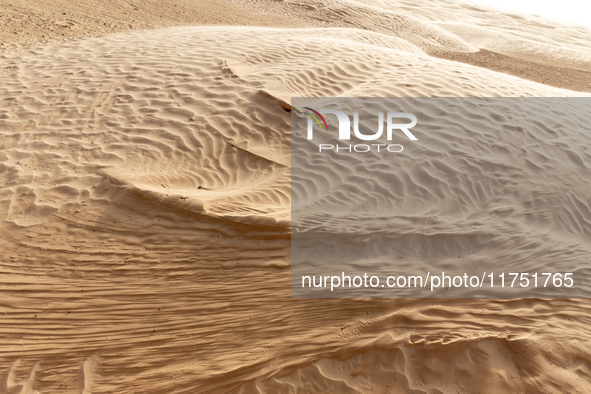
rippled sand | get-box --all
[1,0,591,393]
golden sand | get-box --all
[1,0,590,393]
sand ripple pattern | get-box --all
[0,26,590,393]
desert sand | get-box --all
[1,0,590,393]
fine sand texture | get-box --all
[1,0,591,393]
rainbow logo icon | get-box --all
[303,107,329,132]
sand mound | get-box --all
[4,0,591,90]
[0,27,590,393]
[1,26,586,229]
[0,9,590,394]
[437,22,591,72]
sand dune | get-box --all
[1,0,591,393]
[436,21,591,72]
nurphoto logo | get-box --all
[302,107,418,153]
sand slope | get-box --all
[1,1,591,393]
